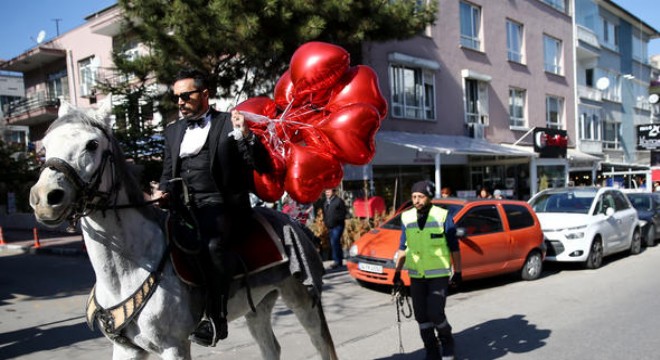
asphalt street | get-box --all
[2,238,660,359]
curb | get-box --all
[0,243,87,256]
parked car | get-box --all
[528,187,642,269]
[623,190,660,247]
[347,198,546,287]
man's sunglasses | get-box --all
[172,89,202,101]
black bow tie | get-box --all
[186,118,205,128]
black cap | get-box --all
[411,181,435,198]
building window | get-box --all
[579,107,601,141]
[460,1,481,50]
[601,18,619,51]
[540,0,566,13]
[506,20,524,63]
[78,57,98,97]
[632,33,648,64]
[389,64,435,120]
[465,78,489,125]
[543,35,562,75]
[509,88,526,128]
[47,70,68,101]
[603,118,621,149]
[546,95,563,129]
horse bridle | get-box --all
[41,135,119,227]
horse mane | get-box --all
[47,109,160,220]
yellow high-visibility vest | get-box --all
[402,206,452,278]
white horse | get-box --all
[29,101,338,360]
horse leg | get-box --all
[278,277,338,360]
[111,343,149,360]
[244,290,281,360]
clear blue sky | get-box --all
[0,0,659,61]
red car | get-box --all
[347,198,546,286]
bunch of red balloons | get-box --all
[235,41,387,204]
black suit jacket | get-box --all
[159,108,272,214]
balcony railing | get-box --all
[576,25,600,49]
[5,92,59,119]
[577,85,602,102]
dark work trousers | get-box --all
[410,276,454,358]
[192,204,236,321]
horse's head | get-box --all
[30,99,115,227]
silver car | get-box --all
[528,187,642,269]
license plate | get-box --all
[358,262,383,274]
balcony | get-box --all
[0,46,66,73]
[4,92,59,126]
[577,85,602,102]
[576,25,600,49]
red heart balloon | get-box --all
[326,65,388,119]
[284,143,343,203]
[235,96,278,118]
[253,171,285,202]
[316,103,380,165]
[274,69,332,109]
[274,70,295,110]
[290,42,350,98]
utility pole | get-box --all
[52,18,62,36]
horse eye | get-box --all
[86,140,99,152]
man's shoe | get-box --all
[189,317,228,347]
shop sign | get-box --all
[637,124,660,150]
[533,128,567,158]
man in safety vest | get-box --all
[393,180,462,360]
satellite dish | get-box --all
[596,77,610,91]
[36,30,46,44]
[649,93,660,104]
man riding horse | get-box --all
[153,69,272,347]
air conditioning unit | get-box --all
[468,123,486,139]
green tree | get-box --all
[0,140,40,212]
[117,0,438,99]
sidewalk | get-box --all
[0,227,346,271]
[0,227,86,256]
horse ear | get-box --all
[91,96,113,125]
[58,100,74,118]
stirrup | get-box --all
[189,317,225,347]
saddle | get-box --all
[166,209,289,287]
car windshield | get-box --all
[380,203,464,230]
[529,191,595,214]
[628,194,652,211]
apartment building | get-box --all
[363,0,582,201]
[0,5,119,148]
[0,72,28,149]
[574,0,659,187]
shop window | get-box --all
[538,164,566,191]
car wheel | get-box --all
[629,229,642,255]
[520,251,543,281]
[646,225,656,247]
[584,238,603,269]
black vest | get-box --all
[180,140,223,207]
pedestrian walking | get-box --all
[322,188,348,269]
[393,180,462,360]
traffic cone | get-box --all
[33,227,41,248]
[0,226,6,245]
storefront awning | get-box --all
[376,131,534,157]
[500,144,602,163]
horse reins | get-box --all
[392,283,413,353]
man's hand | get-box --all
[450,271,462,289]
[231,110,249,137]
[150,182,170,208]
[392,270,403,287]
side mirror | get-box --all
[455,227,466,238]
[605,207,615,217]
